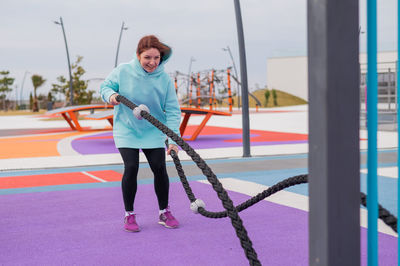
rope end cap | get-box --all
[190,199,205,214]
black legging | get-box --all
[118,148,169,212]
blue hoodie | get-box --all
[100,50,181,149]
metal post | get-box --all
[367,0,378,264]
[388,68,392,110]
[19,71,29,106]
[186,57,195,99]
[115,22,128,68]
[223,46,240,109]
[233,0,250,157]
[308,1,360,265]
[397,0,400,260]
[396,61,399,112]
[54,17,73,106]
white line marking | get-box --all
[198,178,397,237]
[360,167,398,179]
[81,171,107,183]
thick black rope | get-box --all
[116,95,398,265]
[173,147,398,232]
[171,148,308,218]
[116,95,261,266]
[360,192,397,232]
[171,152,398,232]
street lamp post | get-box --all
[233,0,251,158]
[54,17,73,106]
[19,70,30,106]
[222,46,240,109]
[186,57,195,98]
[115,22,128,68]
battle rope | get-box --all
[171,149,308,218]
[360,192,397,232]
[116,95,261,266]
[171,149,398,232]
[115,95,398,265]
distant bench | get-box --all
[84,109,114,126]
[179,107,232,141]
[84,107,232,141]
[45,104,113,131]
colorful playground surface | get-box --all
[0,105,398,265]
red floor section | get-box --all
[184,125,308,142]
[0,170,122,189]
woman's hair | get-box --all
[136,35,170,59]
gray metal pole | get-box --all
[19,71,29,106]
[224,46,241,109]
[186,57,195,98]
[54,17,73,106]
[388,68,392,110]
[233,0,250,157]
[115,21,128,68]
[396,61,399,111]
[308,1,360,265]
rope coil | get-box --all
[115,94,397,266]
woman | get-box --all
[100,35,181,232]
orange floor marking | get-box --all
[0,131,87,159]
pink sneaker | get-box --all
[124,214,140,232]
[158,207,179,228]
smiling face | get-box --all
[137,48,161,73]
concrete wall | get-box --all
[267,51,397,101]
[267,56,308,100]
[359,51,397,73]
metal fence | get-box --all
[360,62,397,131]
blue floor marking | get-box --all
[0,164,124,178]
[0,175,207,195]
[360,173,397,216]
[0,154,308,177]
[1,148,396,178]
[0,182,121,195]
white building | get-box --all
[267,51,397,101]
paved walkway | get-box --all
[0,105,397,265]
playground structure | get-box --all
[47,68,243,138]
[171,67,261,112]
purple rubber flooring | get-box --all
[71,131,307,155]
[0,181,397,265]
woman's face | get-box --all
[137,48,161,73]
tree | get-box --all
[29,93,33,110]
[264,90,270,107]
[272,89,278,106]
[51,55,94,105]
[31,74,46,112]
[0,71,15,110]
[47,91,54,110]
[47,91,54,102]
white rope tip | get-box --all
[190,199,205,214]
[133,104,150,120]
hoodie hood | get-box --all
[131,44,172,77]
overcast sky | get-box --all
[0,0,397,100]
